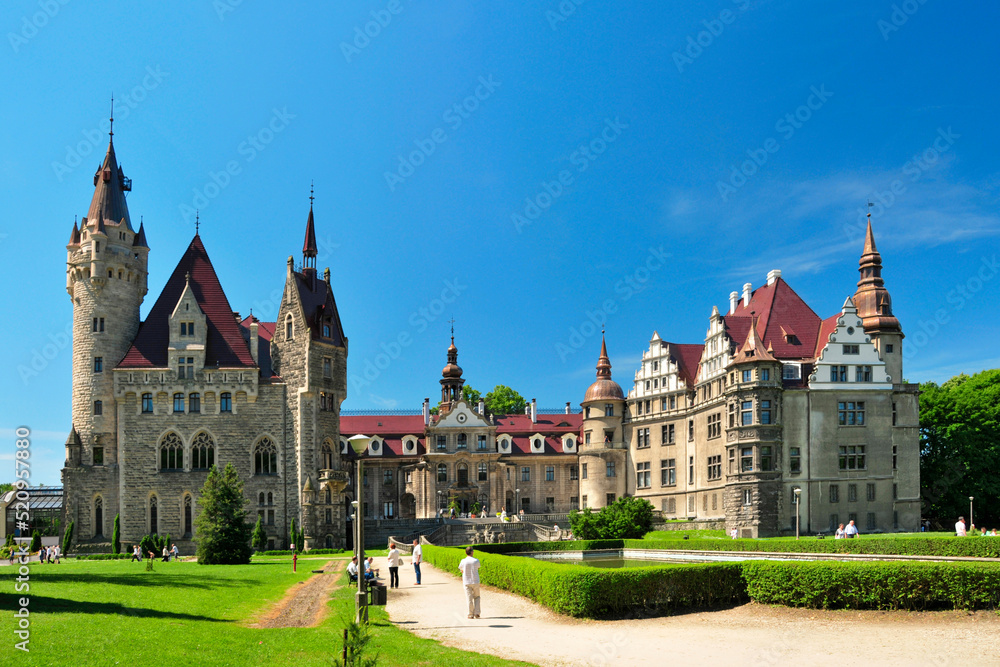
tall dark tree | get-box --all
[195,463,253,564]
[251,516,267,552]
[920,370,1000,528]
[111,513,121,555]
[61,521,74,555]
[484,385,527,416]
[289,518,298,552]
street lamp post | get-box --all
[970,496,975,530]
[515,488,520,519]
[794,488,802,540]
[348,435,370,624]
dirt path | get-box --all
[381,559,1000,667]
[250,560,343,628]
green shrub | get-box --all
[30,530,41,552]
[258,548,346,556]
[626,536,1000,558]
[61,521,74,555]
[251,516,267,552]
[569,497,654,540]
[743,560,1000,610]
[76,554,133,561]
[111,514,121,555]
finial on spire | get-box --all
[867,201,874,220]
[448,317,455,342]
[195,210,200,235]
[309,180,315,207]
[109,94,114,138]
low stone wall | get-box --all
[651,520,725,532]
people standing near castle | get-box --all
[955,516,967,536]
[412,539,423,585]
[50,544,60,563]
[387,542,401,588]
[171,544,179,561]
[844,520,859,538]
[131,545,142,562]
[835,523,845,539]
[39,545,47,563]
[458,546,481,619]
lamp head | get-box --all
[348,434,370,455]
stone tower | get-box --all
[579,335,627,509]
[853,216,903,383]
[64,127,148,538]
[439,331,465,414]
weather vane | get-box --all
[195,210,200,235]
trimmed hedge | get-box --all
[258,548,347,556]
[626,537,1000,558]
[424,544,1000,617]
[474,539,624,555]
[743,560,1000,610]
[423,544,745,617]
[76,554,134,561]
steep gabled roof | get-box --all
[119,235,256,368]
[293,271,346,346]
[723,278,821,360]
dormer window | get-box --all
[180,322,195,337]
[323,322,331,338]
[178,357,195,379]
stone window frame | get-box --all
[190,431,215,470]
[220,392,233,413]
[159,432,184,471]
[141,392,154,414]
[320,441,334,470]
[253,436,280,476]
[148,494,159,535]
[285,314,294,341]
[93,495,105,539]
[182,494,194,538]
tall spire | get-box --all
[86,105,133,232]
[853,214,900,333]
[596,330,612,379]
[584,330,624,402]
[440,328,464,413]
[302,182,317,269]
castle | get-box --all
[62,131,351,551]
[62,129,919,546]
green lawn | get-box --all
[1,558,533,666]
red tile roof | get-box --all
[724,278,821,361]
[671,343,704,385]
[119,236,256,369]
[814,314,840,358]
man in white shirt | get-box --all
[347,556,360,581]
[955,516,967,536]
[387,542,402,589]
[844,520,859,538]
[458,546,481,619]
[412,540,423,585]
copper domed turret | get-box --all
[583,335,624,403]
[442,338,463,378]
[853,217,900,333]
[439,331,465,413]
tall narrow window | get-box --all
[94,497,104,538]
[254,437,278,475]
[93,400,103,416]
[173,393,185,413]
[142,393,153,413]
[94,357,103,373]
[220,392,232,413]
[286,316,294,340]
[741,401,753,426]
[159,432,183,470]
[478,462,488,481]
[661,459,676,486]
[189,393,201,413]
[93,446,104,466]
[760,400,772,424]
[437,464,447,482]
[321,443,333,469]
[688,456,694,484]
[606,461,616,478]
[191,432,214,470]
[149,496,158,535]
[323,357,332,378]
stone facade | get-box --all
[62,137,349,552]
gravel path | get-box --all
[380,559,1000,667]
[250,560,343,628]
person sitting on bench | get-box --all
[347,556,360,582]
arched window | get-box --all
[254,438,277,475]
[457,463,469,485]
[267,492,273,506]
[159,432,183,470]
[321,443,333,470]
[94,496,104,538]
[183,495,193,537]
[190,432,214,470]
[325,488,332,504]
[437,464,447,482]
[258,492,265,506]
[285,315,294,340]
[325,534,334,548]
[150,496,158,535]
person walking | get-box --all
[170,544,179,561]
[51,544,60,564]
[458,546,481,619]
[955,516,967,536]
[412,539,423,585]
[131,545,142,562]
[387,542,401,589]
[835,523,845,539]
[844,520,859,538]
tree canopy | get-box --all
[920,370,1000,529]
[461,385,482,405]
[568,496,654,539]
[484,385,527,416]
[195,463,253,564]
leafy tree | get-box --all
[920,370,1000,528]
[139,534,156,556]
[289,518,298,552]
[195,463,253,564]
[251,516,267,552]
[30,529,41,552]
[62,521,74,555]
[568,496,654,539]
[0,482,13,493]
[462,385,482,405]
[112,514,121,555]
[484,385,527,416]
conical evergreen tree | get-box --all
[112,514,121,554]
[195,463,253,564]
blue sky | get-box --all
[2,1,999,485]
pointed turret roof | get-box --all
[303,205,317,258]
[133,221,148,248]
[853,216,900,333]
[65,425,81,446]
[734,316,776,363]
[68,220,80,245]
[86,137,133,231]
[119,235,256,369]
[584,333,624,402]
